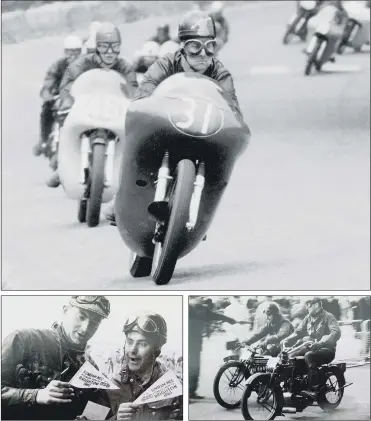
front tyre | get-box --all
[151,159,196,285]
[317,369,345,412]
[86,143,106,228]
[241,374,280,420]
[213,362,247,409]
[305,36,322,76]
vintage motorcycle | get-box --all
[282,0,319,44]
[58,68,131,227]
[241,340,352,420]
[213,342,270,410]
[115,72,250,285]
[337,0,370,53]
[304,4,348,75]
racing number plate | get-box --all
[87,94,126,122]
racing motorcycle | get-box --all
[241,340,352,420]
[58,68,130,227]
[304,4,348,75]
[337,0,370,53]
[115,72,250,285]
[283,0,319,44]
[213,342,270,410]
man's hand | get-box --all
[310,342,322,351]
[117,403,140,420]
[36,380,74,404]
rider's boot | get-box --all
[301,368,320,400]
[104,199,116,225]
[34,101,53,156]
[46,170,60,188]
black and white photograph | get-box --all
[189,295,370,420]
[2,0,370,289]
[1,295,183,420]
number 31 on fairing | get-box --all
[169,97,224,137]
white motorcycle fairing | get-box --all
[343,1,370,49]
[58,68,130,202]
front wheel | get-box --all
[151,159,196,285]
[305,36,322,76]
[241,374,280,420]
[86,143,106,228]
[317,369,345,412]
[282,19,298,45]
[213,362,247,409]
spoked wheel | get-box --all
[317,370,345,412]
[86,143,106,228]
[213,362,247,409]
[241,375,280,420]
[129,251,153,277]
[305,36,322,76]
[151,159,196,285]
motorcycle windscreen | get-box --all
[70,68,130,99]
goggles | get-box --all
[123,316,160,334]
[71,295,111,315]
[183,39,217,56]
[96,42,121,54]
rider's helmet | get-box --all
[95,22,121,65]
[157,22,170,33]
[264,302,281,317]
[159,40,180,57]
[178,10,216,41]
[209,1,225,18]
[123,313,167,347]
[63,35,83,62]
[142,41,161,58]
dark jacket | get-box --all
[1,323,102,420]
[134,50,244,121]
[101,360,181,420]
[287,309,341,352]
[246,315,294,346]
[59,53,138,100]
[40,57,71,98]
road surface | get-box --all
[2,1,370,290]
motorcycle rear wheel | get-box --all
[213,361,247,409]
[317,370,345,412]
[241,374,279,420]
[151,159,196,285]
[86,143,105,228]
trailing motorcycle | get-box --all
[115,72,250,285]
[283,0,319,45]
[304,4,348,75]
[58,68,131,227]
[213,342,270,409]
[337,0,370,53]
[241,340,352,420]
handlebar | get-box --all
[234,342,263,354]
[281,340,315,353]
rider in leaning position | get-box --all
[104,10,249,222]
[243,303,294,357]
[33,35,83,162]
[48,22,139,188]
[281,297,341,400]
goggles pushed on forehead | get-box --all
[123,316,160,334]
[72,295,111,314]
[96,42,121,54]
[183,39,217,56]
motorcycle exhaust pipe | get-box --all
[104,139,116,188]
[80,134,91,185]
[154,152,170,202]
[187,161,205,231]
[281,407,297,414]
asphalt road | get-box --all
[189,327,370,420]
[2,1,370,290]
